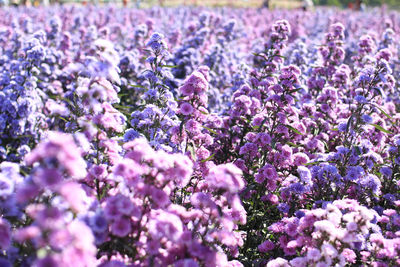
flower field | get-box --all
[0,4,400,267]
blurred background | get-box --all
[0,0,399,10]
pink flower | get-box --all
[341,248,356,264]
[25,132,87,178]
[49,229,73,250]
[14,226,41,242]
[58,182,90,213]
[266,257,290,267]
[205,163,244,193]
[148,209,183,242]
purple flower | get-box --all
[104,201,122,221]
[297,166,311,185]
[361,114,373,124]
[278,203,290,214]
[380,166,392,177]
[307,248,322,261]
[345,166,364,181]
[99,260,126,267]
[0,218,11,249]
[360,174,381,195]
[289,183,306,194]
[174,259,200,267]
[0,258,11,267]
[49,229,73,250]
[89,214,108,233]
[354,95,367,103]
[180,69,209,95]
[0,174,14,196]
[111,217,131,237]
[123,129,140,142]
[180,84,195,96]
[258,240,275,253]
[33,168,62,187]
[151,188,170,207]
[180,102,194,116]
[33,257,58,267]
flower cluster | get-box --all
[0,5,400,267]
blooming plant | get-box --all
[0,4,400,267]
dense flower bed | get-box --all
[1,4,400,267]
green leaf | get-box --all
[129,84,146,89]
[289,88,302,94]
[240,116,251,124]
[160,64,178,68]
[57,116,69,123]
[370,123,392,134]
[113,104,132,110]
[187,143,196,161]
[376,106,394,122]
[271,138,276,149]
[254,117,269,131]
[200,153,215,163]
[15,134,34,139]
[19,168,29,177]
[284,124,303,135]
[100,183,111,200]
[287,141,301,148]
[346,115,354,132]
[304,161,322,166]
[179,120,185,136]
[354,146,362,155]
[331,128,339,131]
[59,96,74,106]
[199,109,209,115]
[202,125,217,135]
